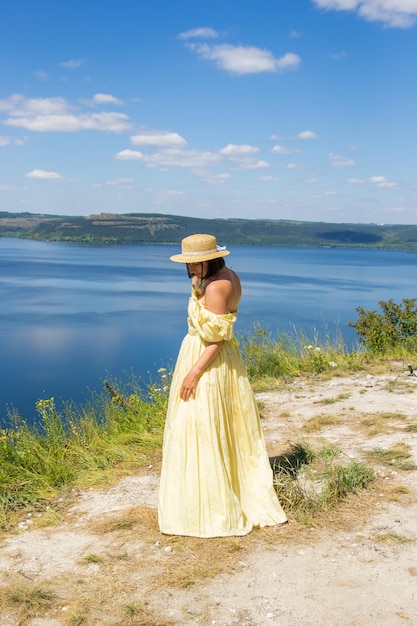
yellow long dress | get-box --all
[158,286,287,537]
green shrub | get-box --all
[348,298,417,353]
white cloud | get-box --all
[369,175,397,187]
[259,175,278,181]
[131,130,188,147]
[304,178,319,183]
[131,148,221,169]
[0,184,29,191]
[7,112,131,132]
[194,170,231,185]
[287,163,303,169]
[328,51,348,60]
[297,130,318,139]
[235,158,270,170]
[91,93,123,105]
[329,152,356,167]
[272,144,300,154]
[93,177,135,189]
[186,43,301,75]
[348,177,365,183]
[311,0,417,28]
[114,149,144,160]
[1,95,131,132]
[0,95,68,115]
[25,169,65,180]
[178,27,219,40]
[0,134,29,147]
[159,190,186,198]
[34,70,48,80]
[219,144,259,155]
[61,58,85,69]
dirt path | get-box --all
[1,371,417,625]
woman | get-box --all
[158,234,287,537]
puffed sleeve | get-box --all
[187,291,237,343]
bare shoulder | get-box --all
[204,278,231,314]
[205,268,241,314]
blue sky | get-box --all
[1,0,416,224]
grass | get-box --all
[374,532,415,544]
[239,324,374,387]
[0,373,168,527]
[302,413,341,432]
[0,582,57,624]
[82,553,105,565]
[121,602,174,626]
[383,378,416,394]
[361,411,409,436]
[272,442,375,526]
[316,393,351,405]
[365,444,417,470]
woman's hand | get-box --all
[180,369,201,401]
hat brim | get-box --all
[170,250,230,263]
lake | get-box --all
[1,238,416,421]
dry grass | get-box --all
[360,411,409,436]
[374,532,415,544]
[302,413,342,432]
[89,505,254,590]
[365,443,417,471]
[0,581,58,625]
[314,393,351,405]
[383,378,416,394]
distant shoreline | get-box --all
[2,211,417,251]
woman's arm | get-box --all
[180,340,224,401]
[180,279,230,401]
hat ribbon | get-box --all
[184,245,226,256]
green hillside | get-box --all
[1,211,417,250]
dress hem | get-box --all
[159,519,288,539]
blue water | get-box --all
[1,238,416,421]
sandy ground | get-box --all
[1,370,417,625]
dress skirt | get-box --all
[158,288,287,537]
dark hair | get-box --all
[186,257,226,280]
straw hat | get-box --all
[170,233,230,263]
